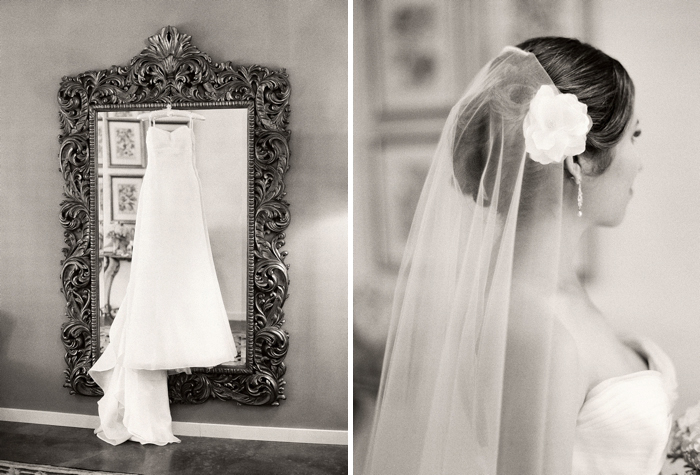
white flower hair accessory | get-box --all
[523,84,592,165]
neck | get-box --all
[557,205,591,293]
[511,203,591,296]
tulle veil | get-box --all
[364,46,580,474]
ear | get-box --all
[564,155,582,184]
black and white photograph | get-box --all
[355,0,700,474]
[3,1,700,474]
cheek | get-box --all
[617,159,640,196]
[614,144,640,184]
[584,166,633,224]
[589,178,617,211]
[606,155,637,195]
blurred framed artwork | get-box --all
[374,0,463,116]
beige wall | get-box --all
[0,0,347,431]
[587,0,700,414]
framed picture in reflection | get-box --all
[107,121,146,168]
[110,175,143,223]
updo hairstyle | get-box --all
[453,37,635,213]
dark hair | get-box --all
[453,37,635,213]
[517,37,635,174]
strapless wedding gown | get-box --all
[573,335,677,475]
[89,124,238,445]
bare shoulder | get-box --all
[550,289,647,391]
[508,289,590,401]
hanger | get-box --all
[136,104,206,122]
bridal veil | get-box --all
[364,47,583,474]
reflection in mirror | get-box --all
[95,108,249,367]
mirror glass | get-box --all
[95,107,249,367]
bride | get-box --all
[363,37,677,474]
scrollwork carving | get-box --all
[58,26,290,405]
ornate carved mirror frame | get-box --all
[58,26,290,405]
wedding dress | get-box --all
[573,336,677,475]
[89,119,237,445]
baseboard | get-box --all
[0,408,347,445]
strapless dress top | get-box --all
[146,125,194,167]
[573,336,678,475]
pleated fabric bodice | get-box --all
[573,336,677,475]
[146,125,194,169]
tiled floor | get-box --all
[0,422,347,475]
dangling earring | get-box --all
[576,178,583,217]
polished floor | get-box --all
[0,421,347,475]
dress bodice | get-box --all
[573,336,677,475]
[145,126,193,167]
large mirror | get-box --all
[58,26,290,405]
[95,107,250,367]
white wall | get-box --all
[587,0,700,413]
